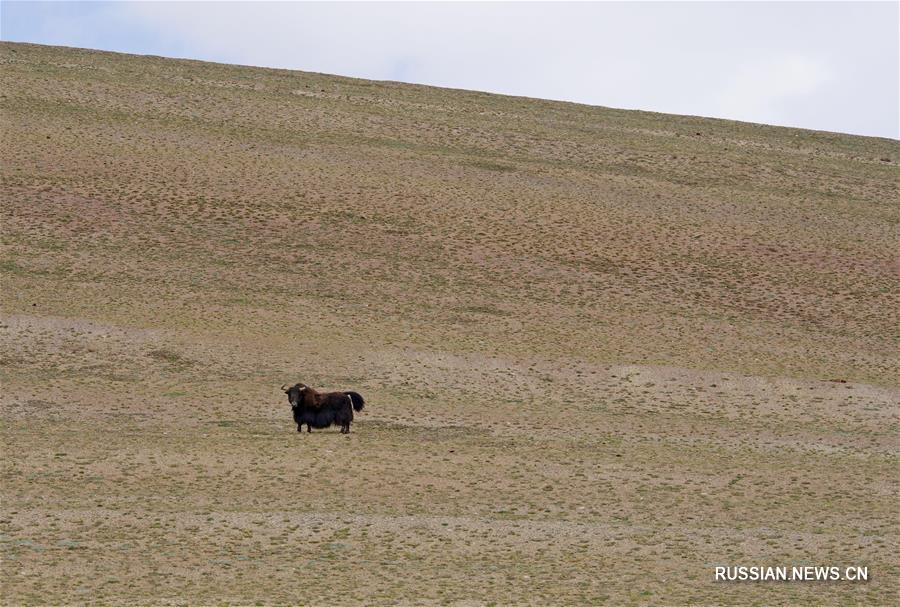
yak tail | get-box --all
[345,391,365,412]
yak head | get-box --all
[281,383,308,408]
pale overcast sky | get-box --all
[2,1,897,138]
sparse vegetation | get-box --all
[1,42,898,606]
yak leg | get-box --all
[297,423,303,433]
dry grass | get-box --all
[1,42,898,606]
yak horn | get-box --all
[281,384,289,391]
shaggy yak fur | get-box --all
[282,383,365,434]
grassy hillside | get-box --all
[1,42,898,606]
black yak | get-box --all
[282,383,365,434]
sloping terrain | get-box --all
[1,42,898,606]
